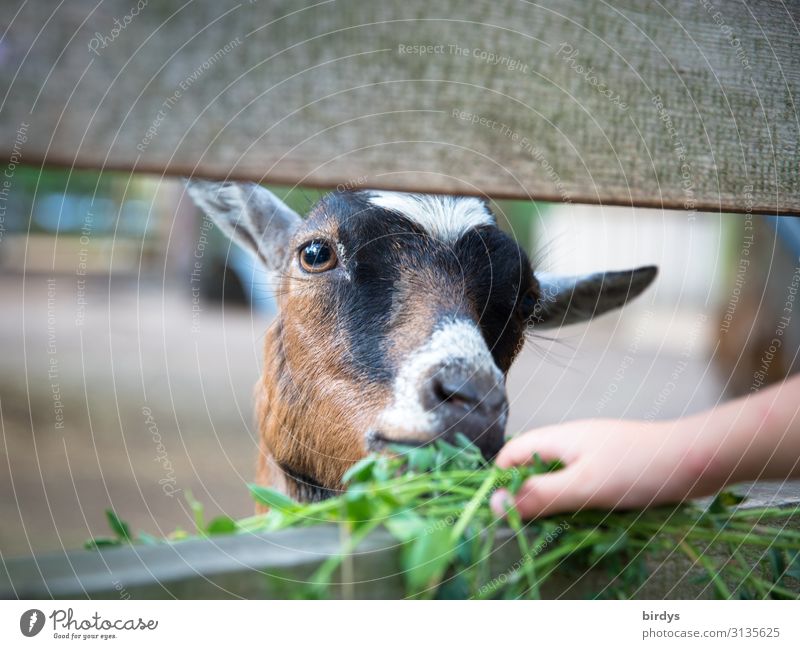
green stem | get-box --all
[678,539,731,599]
[309,519,383,597]
[636,524,799,550]
[450,469,499,543]
[506,506,540,599]
[473,521,498,594]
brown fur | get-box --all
[255,323,385,500]
[253,242,391,505]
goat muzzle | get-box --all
[420,363,508,459]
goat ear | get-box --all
[184,179,301,272]
[532,266,657,329]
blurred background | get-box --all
[2,166,798,556]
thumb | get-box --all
[491,466,588,519]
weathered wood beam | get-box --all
[5,509,797,599]
[0,525,724,599]
[1,1,798,214]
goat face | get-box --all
[187,181,657,500]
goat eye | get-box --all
[516,289,538,322]
[299,240,337,272]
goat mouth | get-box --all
[366,430,433,452]
[365,429,503,461]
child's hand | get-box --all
[490,417,723,519]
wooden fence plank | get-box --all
[4,511,798,599]
[0,0,797,214]
[0,527,406,599]
[0,525,719,599]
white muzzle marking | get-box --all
[374,318,503,437]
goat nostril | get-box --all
[432,375,480,408]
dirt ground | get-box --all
[0,271,794,557]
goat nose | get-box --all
[430,372,504,412]
[421,365,507,459]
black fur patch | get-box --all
[307,192,535,377]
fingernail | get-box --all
[490,489,512,517]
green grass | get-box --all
[91,435,800,599]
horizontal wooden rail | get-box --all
[0,504,800,599]
[4,497,798,599]
[0,527,406,599]
[0,525,732,599]
[1,1,798,214]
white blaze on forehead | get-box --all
[376,319,503,435]
[367,191,494,242]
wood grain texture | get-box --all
[4,511,798,598]
[0,524,762,599]
[0,0,798,214]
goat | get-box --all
[187,180,657,503]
